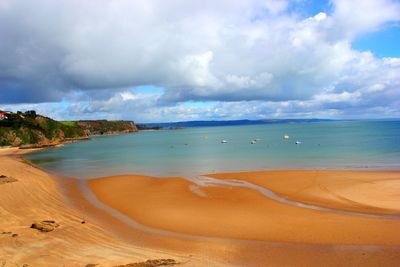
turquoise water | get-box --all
[25,121,400,179]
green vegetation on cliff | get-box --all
[75,120,138,136]
[0,111,138,147]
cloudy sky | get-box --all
[0,0,399,122]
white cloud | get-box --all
[313,91,362,104]
[0,0,399,120]
[313,12,327,22]
[331,0,400,38]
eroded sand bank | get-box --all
[208,170,400,215]
[88,171,400,245]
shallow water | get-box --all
[25,121,400,179]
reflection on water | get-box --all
[29,156,61,164]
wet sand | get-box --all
[208,170,400,215]
[0,148,190,267]
[88,171,400,245]
[2,147,400,266]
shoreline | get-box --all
[4,129,142,150]
[0,148,192,267]
[1,148,400,266]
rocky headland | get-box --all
[0,110,138,148]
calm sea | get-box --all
[25,121,400,179]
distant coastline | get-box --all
[137,118,400,129]
[138,118,335,129]
[0,110,138,148]
[0,110,342,149]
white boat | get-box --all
[283,134,289,140]
[295,141,301,144]
[221,140,228,144]
[250,140,257,144]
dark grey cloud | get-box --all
[0,0,399,122]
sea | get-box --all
[24,121,400,179]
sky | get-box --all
[0,0,399,122]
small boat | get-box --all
[221,140,228,144]
[250,140,257,144]
[283,134,289,140]
[295,141,301,145]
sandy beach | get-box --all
[2,0,400,265]
[0,148,191,267]
[208,170,400,215]
[88,171,400,245]
[1,148,400,266]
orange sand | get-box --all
[2,147,400,266]
[88,171,400,245]
[0,149,189,267]
[209,170,400,215]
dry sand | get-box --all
[0,148,190,267]
[1,147,400,266]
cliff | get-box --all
[75,120,138,136]
[0,111,138,147]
